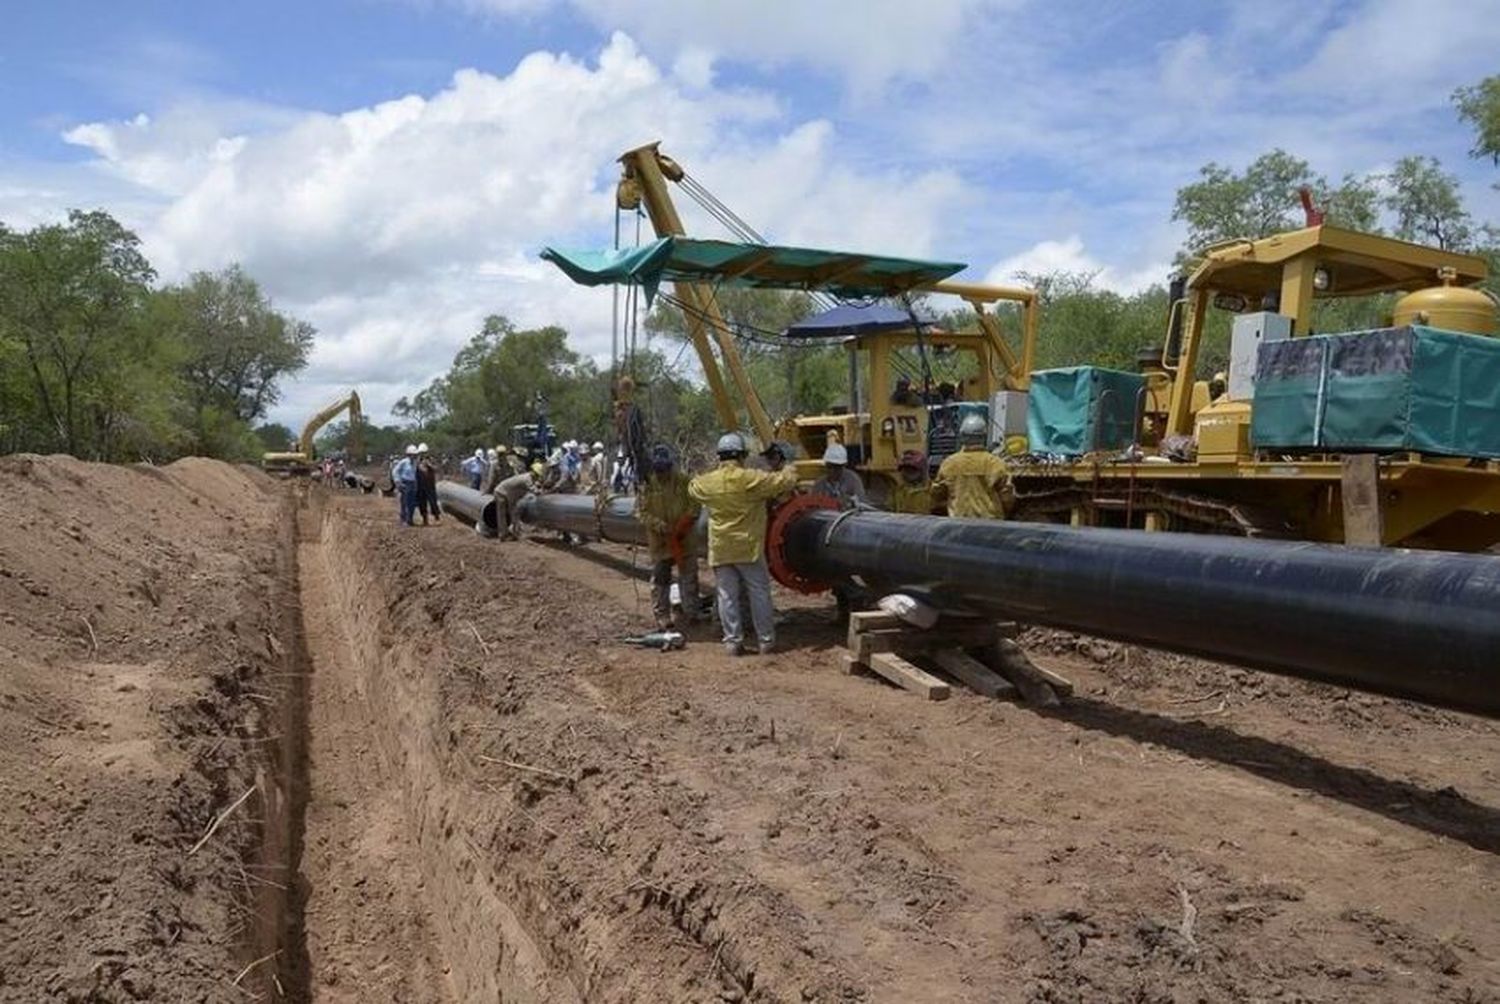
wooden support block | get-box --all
[1340,454,1384,547]
[847,610,902,651]
[1029,662,1075,697]
[867,652,950,701]
[987,638,1062,708]
[932,649,1018,700]
[839,653,866,676]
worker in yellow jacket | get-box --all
[933,414,1012,519]
[688,432,798,656]
[636,444,702,630]
[890,450,934,514]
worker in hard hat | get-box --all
[392,444,419,526]
[689,432,799,656]
[415,443,441,525]
[932,414,1012,519]
[495,461,544,540]
[636,444,702,630]
[479,448,500,494]
[892,450,934,514]
[759,440,793,472]
[497,444,524,477]
[460,447,487,490]
[558,441,582,493]
[810,442,865,509]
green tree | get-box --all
[1454,75,1500,170]
[1172,150,1379,265]
[1383,155,1475,250]
[255,422,296,452]
[0,210,159,457]
[152,265,314,456]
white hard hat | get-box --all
[417,442,429,453]
[716,432,747,456]
[822,443,848,465]
[486,448,498,461]
[474,448,483,459]
[959,413,988,441]
[591,441,604,453]
[404,444,418,456]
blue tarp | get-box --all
[782,303,940,339]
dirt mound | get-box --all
[0,454,298,1002]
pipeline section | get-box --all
[516,492,1500,719]
[516,492,707,551]
[784,511,1500,718]
[437,481,499,535]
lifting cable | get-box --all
[677,171,840,314]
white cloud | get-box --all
[983,236,1169,295]
[455,0,1018,92]
[55,32,966,426]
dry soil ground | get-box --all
[2,456,1499,1003]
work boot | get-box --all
[757,641,775,656]
[724,641,744,657]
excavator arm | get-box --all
[297,390,362,457]
[264,390,363,470]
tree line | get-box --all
[8,78,1498,464]
[0,210,313,461]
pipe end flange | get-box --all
[766,492,839,593]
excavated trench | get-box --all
[269,495,547,1003]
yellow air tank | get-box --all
[1393,267,1498,336]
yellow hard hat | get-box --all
[1003,434,1028,456]
[530,461,545,476]
[495,444,508,454]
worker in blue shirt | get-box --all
[460,448,487,490]
[392,444,419,526]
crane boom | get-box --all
[617,143,776,444]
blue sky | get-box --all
[3,0,1499,426]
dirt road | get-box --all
[3,460,1498,1002]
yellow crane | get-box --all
[614,142,1039,500]
[262,390,363,474]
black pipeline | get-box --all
[782,510,1500,719]
[436,481,499,535]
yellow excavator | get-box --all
[262,390,363,475]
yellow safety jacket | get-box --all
[933,447,1009,519]
[687,462,798,566]
[890,481,934,515]
[635,470,699,562]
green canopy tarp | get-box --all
[540,237,966,302]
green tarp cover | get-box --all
[1027,366,1147,455]
[540,237,966,302]
[1251,325,1500,458]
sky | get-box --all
[3,0,1500,427]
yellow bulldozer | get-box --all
[262,390,363,475]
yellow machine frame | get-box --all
[1021,226,1500,549]
[262,390,363,473]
